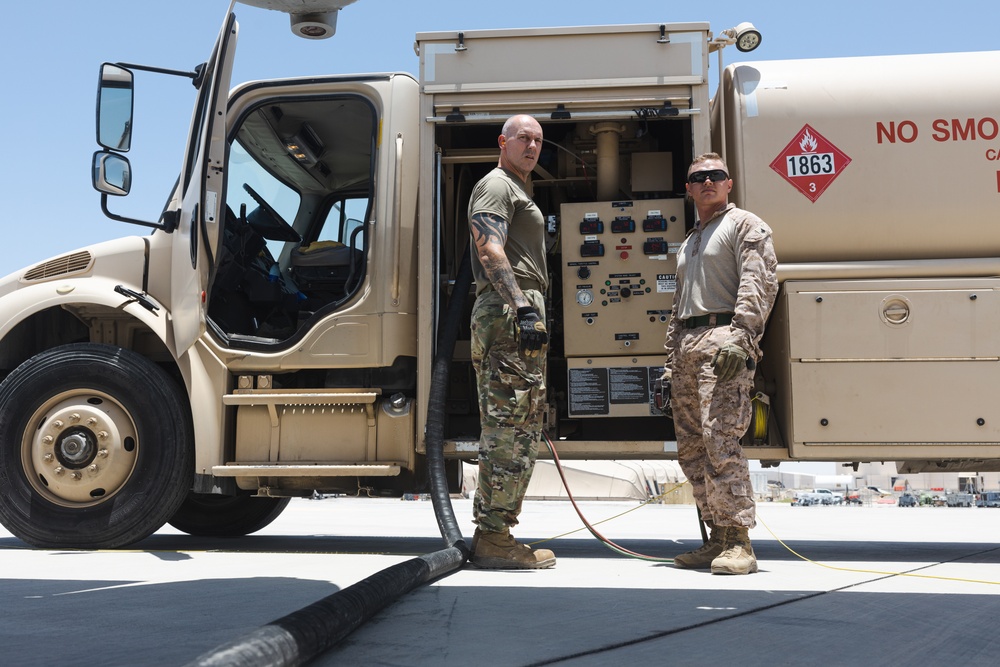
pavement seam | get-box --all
[522,550,1000,666]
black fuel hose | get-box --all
[185,251,473,667]
[425,248,474,549]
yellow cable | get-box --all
[532,475,1000,585]
[754,512,1000,586]
[533,430,997,583]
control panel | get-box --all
[561,199,686,358]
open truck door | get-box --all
[169,7,239,354]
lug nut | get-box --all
[42,435,54,444]
[88,464,98,473]
[97,431,109,440]
[71,472,81,480]
[87,417,98,427]
[54,466,65,476]
[43,453,54,462]
[70,413,81,422]
[53,420,64,429]
[98,449,109,458]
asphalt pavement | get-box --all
[2,497,999,666]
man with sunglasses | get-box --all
[663,153,778,575]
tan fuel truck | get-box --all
[1,1,998,548]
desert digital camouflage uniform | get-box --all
[664,203,778,528]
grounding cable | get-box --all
[541,432,1000,585]
[537,431,676,563]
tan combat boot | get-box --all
[471,529,556,569]
[673,523,725,569]
[710,526,758,575]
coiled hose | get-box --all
[185,251,473,667]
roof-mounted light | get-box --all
[236,1,358,39]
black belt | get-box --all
[682,313,734,329]
[478,278,544,296]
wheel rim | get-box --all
[22,390,139,507]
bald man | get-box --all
[467,115,555,569]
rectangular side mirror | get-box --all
[96,63,134,152]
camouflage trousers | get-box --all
[670,325,756,528]
[470,289,547,533]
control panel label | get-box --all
[656,273,677,293]
[609,367,649,404]
[568,367,609,415]
[567,365,662,416]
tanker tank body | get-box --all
[717,50,1000,266]
[710,50,1000,469]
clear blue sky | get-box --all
[3,0,995,278]
[4,0,993,475]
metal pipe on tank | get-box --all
[590,122,625,201]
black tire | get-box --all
[0,343,193,549]
[168,492,290,537]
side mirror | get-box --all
[96,63,134,152]
[92,151,132,196]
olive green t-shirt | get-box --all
[468,167,548,294]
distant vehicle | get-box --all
[898,493,919,507]
[977,492,1000,508]
[797,489,843,505]
[946,493,974,507]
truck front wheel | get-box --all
[168,492,290,537]
[0,343,193,549]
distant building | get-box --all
[761,462,1000,496]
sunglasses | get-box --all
[687,169,730,184]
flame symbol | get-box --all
[799,129,818,153]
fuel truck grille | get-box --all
[23,251,94,282]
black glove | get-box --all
[515,306,548,358]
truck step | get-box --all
[212,463,400,477]
[222,390,379,407]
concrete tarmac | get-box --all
[2,497,999,666]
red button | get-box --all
[620,251,629,260]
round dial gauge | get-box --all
[576,289,594,306]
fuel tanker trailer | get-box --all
[717,51,1000,471]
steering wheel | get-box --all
[242,183,301,242]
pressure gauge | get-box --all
[576,289,594,306]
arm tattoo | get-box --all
[470,212,508,249]
[471,212,527,308]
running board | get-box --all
[212,463,401,477]
[222,391,379,407]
